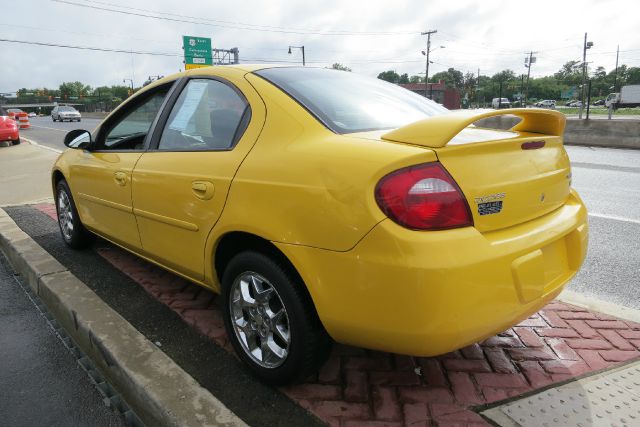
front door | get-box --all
[131,77,265,280]
[69,85,172,250]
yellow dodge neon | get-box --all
[52,65,588,384]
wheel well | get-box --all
[52,170,65,192]
[214,232,321,316]
[215,232,297,282]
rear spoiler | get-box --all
[381,108,566,148]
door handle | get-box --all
[114,171,127,186]
[191,181,214,200]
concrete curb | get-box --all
[0,208,247,427]
[21,136,63,154]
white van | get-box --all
[491,98,511,109]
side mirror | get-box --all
[64,129,92,149]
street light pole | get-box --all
[421,30,437,98]
[288,45,305,66]
[123,78,134,97]
[579,33,594,119]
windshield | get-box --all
[60,107,76,112]
[255,67,447,134]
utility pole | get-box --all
[524,51,536,106]
[579,32,594,119]
[421,30,437,98]
[477,68,480,107]
[613,44,619,92]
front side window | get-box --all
[101,87,170,150]
[255,67,447,134]
[158,79,250,151]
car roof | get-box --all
[134,64,294,97]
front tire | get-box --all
[11,138,20,145]
[55,180,94,249]
[222,251,331,385]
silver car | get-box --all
[52,106,81,122]
[534,100,556,109]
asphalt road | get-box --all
[0,251,124,426]
[15,123,640,310]
[22,116,102,151]
[564,145,640,309]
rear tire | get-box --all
[11,138,20,145]
[222,251,331,385]
[55,180,94,249]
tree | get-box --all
[625,67,640,85]
[462,72,477,99]
[431,67,464,88]
[554,61,582,85]
[491,69,516,83]
[409,75,423,83]
[398,73,409,84]
[330,63,352,72]
[59,81,92,98]
[377,70,400,83]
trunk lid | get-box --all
[380,109,572,232]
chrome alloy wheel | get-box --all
[58,190,74,241]
[229,272,291,368]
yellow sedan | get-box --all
[52,65,588,385]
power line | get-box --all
[76,0,419,35]
[0,38,180,56]
[0,22,176,46]
[0,37,443,65]
[51,0,420,36]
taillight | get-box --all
[375,163,473,230]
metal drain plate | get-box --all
[483,363,640,427]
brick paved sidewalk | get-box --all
[34,203,640,427]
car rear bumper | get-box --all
[277,190,588,356]
[0,128,19,141]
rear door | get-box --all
[131,76,265,280]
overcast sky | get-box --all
[2,0,639,91]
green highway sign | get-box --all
[183,36,212,70]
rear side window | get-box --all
[255,67,447,134]
[158,79,250,151]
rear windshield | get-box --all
[255,67,447,134]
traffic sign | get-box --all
[183,36,212,70]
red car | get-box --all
[0,107,20,145]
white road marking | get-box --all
[30,125,68,132]
[21,137,63,154]
[589,212,640,225]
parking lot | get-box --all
[0,121,638,426]
[18,122,640,311]
[4,200,640,426]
